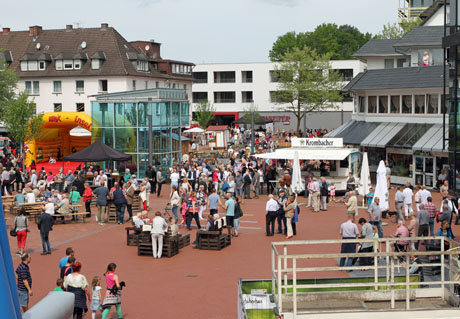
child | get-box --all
[179,197,188,226]
[329,182,336,201]
[54,278,64,291]
[90,276,102,319]
[367,187,374,208]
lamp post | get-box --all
[251,104,255,154]
[148,104,153,167]
[341,101,344,125]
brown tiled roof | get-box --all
[0,26,194,80]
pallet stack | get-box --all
[138,236,180,258]
[197,232,231,251]
[107,203,117,223]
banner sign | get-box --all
[291,138,343,148]
[242,294,276,310]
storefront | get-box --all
[91,88,190,177]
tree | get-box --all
[269,24,372,61]
[242,105,261,126]
[3,92,44,168]
[0,57,18,119]
[272,47,343,135]
[193,100,215,129]
[375,18,422,39]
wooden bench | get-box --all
[137,232,179,258]
[125,226,143,246]
[2,196,15,214]
[56,212,88,223]
[196,217,231,251]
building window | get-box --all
[91,59,100,70]
[242,71,253,83]
[64,60,74,70]
[172,63,191,75]
[55,60,63,70]
[74,60,81,69]
[336,69,354,81]
[75,80,84,93]
[39,61,46,70]
[145,81,148,89]
[214,71,235,83]
[20,61,27,71]
[388,153,412,177]
[384,59,394,69]
[33,81,39,95]
[155,81,159,88]
[359,96,365,113]
[269,70,280,82]
[378,96,388,113]
[193,72,208,83]
[414,95,425,114]
[427,94,439,114]
[390,95,400,113]
[98,80,108,92]
[402,95,412,113]
[53,81,62,93]
[54,103,62,112]
[192,92,208,103]
[25,81,32,94]
[341,92,353,102]
[136,60,148,72]
[214,91,235,103]
[76,103,85,112]
[132,80,136,91]
[242,91,253,103]
[368,96,377,113]
[397,58,407,68]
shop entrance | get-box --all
[414,156,434,187]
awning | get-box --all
[360,122,391,147]
[255,148,354,161]
[334,121,380,144]
[324,120,356,138]
[412,124,448,152]
[368,122,405,148]
[387,123,433,149]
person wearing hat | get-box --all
[310,177,320,212]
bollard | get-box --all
[23,291,75,319]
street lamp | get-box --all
[250,103,256,154]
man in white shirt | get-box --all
[170,169,180,188]
[419,185,431,205]
[402,184,413,218]
[265,194,279,236]
[44,198,55,215]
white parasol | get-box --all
[183,127,205,133]
[291,151,305,194]
[373,160,389,211]
[358,152,371,207]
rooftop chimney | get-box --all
[29,25,42,37]
[66,24,73,31]
[101,23,109,30]
[2,28,10,34]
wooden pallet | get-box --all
[197,231,231,251]
[107,204,117,223]
[138,239,179,258]
[177,233,190,249]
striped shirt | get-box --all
[424,202,437,218]
[16,262,31,291]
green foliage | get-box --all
[269,23,372,61]
[273,47,343,134]
[3,92,43,147]
[375,18,422,39]
[0,57,18,119]
[194,100,215,129]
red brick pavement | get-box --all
[5,187,455,318]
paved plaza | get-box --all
[5,186,455,318]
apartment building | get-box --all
[327,0,449,188]
[0,24,194,116]
[192,61,365,131]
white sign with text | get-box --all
[291,138,343,148]
[242,294,276,310]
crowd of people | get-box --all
[16,247,124,319]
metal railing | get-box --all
[271,236,460,317]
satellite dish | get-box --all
[81,41,87,49]
[36,43,41,50]
[44,45,50,50]
[152,52,157,59]
[145,45,150,51]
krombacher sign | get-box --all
[291,138,343,148]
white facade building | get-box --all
[192,60,366,131]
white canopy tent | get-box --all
[255,148,353,161]
[183,127,205,133]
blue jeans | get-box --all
[40,232,51,253]
[116,204,126,224]
[172,205,178,221]
[339,238,356,267]
[370,220,383,238]
[277,212,286,234]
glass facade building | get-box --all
[91,88,189,177]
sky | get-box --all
[1,0,398,64]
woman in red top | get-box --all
[186,191,201,231]
[102,263,122,319]
[82,183,93,218]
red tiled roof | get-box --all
[206,125,228,131]
[0,26,194,80]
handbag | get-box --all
[10,228,17,237]
[102,293,121,307]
